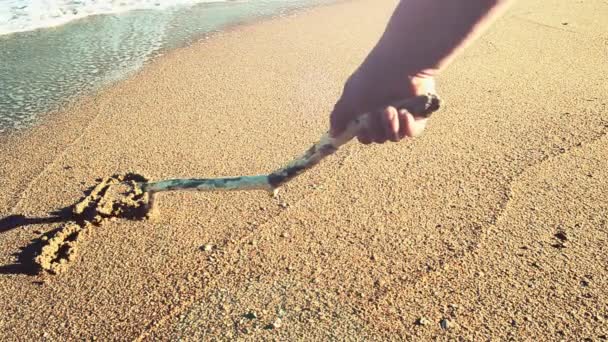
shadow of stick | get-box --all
[0,213,68,233]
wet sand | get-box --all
[1,0,607,340]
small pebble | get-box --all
[279,202,288,209]
[440,318,454,330]
[201,244,213,252]
[272,318,282,329]
[416,317,430,326]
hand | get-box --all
[330,73,436,144]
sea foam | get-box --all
[0,0,232,36]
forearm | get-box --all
[358,0,512,80]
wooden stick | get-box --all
[141,94,440,211]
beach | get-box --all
[0,0,607,339]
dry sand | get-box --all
[1,0,607,340]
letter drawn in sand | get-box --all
[35,173,150,274]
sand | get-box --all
[0,0,607,340]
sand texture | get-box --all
[1,0,607,340]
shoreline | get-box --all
[0,0,341,141]
[1,0,607,340]
[0,0,341,38]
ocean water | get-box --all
[0,0,333,134]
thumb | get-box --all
[329,97,353,137]
[329,72,371,137]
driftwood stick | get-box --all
[141,94,440,211]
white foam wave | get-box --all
[0,0,236,36]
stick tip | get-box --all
[144,191,160,220]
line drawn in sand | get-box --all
[35,173,150,274]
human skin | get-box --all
[330,0,513,144]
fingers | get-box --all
[369,110,388,144]
[330,73,437,142]
[404,109,429,138]
[383,106,400,142]
[398,108,409,139]
[356,106,428,144]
